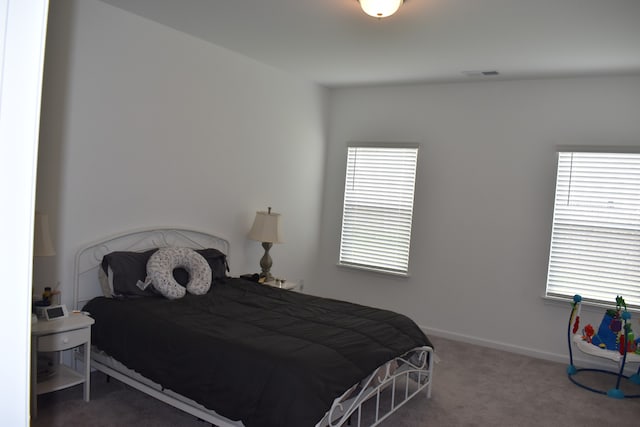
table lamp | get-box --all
[248,207,282,282]
[33,212,56,322]
[34,212,56,257]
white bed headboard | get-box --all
[73,227,229,310]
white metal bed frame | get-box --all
[73,227,434,427]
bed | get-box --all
[73,228,434,427]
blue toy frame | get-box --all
[566,295,640,399]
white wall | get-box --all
[318,75,640,361]
[36,0,326,307]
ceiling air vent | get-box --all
[462,70,500,77]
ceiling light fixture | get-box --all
[359,0,404,18]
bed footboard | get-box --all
[318,346,434,427]
[89,345,433,427]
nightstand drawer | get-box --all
[38,327,89,352]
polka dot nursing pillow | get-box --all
[147,247,212,299]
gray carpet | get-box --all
[32,336,640,426]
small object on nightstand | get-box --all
[42,286,52,304]
[264,278,303,292]
[35,303,69,320]
[43,304,69,321]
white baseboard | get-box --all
[421,326,640,376]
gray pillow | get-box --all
[147,247,212,299]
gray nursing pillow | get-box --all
[147,247,212,299]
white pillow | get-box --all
[98,266,115,298]
[147,247,212,299]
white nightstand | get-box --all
[31,313,94,418]
[263,279,303,292]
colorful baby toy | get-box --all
[568,294,640,399]
[587,296,637,354]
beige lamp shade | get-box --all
[34,212,56,257]
[248,209,283,243]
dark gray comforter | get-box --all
[83,278,432,427]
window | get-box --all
[339,143,419,276]
[546,151,640,309]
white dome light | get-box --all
[359,0,404,18]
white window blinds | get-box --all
[546,151,640,309]
[339,144,419,276]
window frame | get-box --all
[338,142,420,277]
[545,147,640,311]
